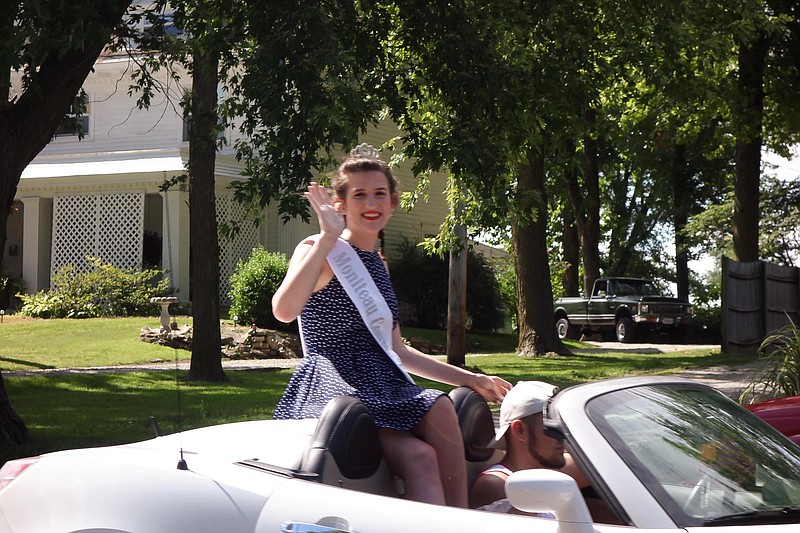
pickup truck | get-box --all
[553,277,693,343]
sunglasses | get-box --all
[542,396,566,442]
[543,426,566,442]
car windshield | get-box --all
[611,280,661,296]
[586,385,800,527]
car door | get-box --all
[256,478,565,533]
[588,280,614,327]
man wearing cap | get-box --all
[469,380,588,512]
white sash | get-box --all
[326,238,415,384]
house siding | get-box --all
[12,54,450,307]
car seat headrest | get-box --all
[300,395,382,480]
[449,386,496,462]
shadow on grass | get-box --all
[572,347,665,355]
[0,357,55,370]
[2,369,293,466]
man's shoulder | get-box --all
[469,465,509,509]
[481,463,513,479]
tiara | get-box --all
[349,143,381,160]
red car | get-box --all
[746,395,800,445]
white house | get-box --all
[7,52,450,307]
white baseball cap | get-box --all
[488,380,559,448]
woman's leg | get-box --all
[378,428,445,505]
[412,396,468,508]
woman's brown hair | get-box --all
[330,157,398,200]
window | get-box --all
[143,10,182,40]
[126,7,184,50]
[594,281,607,297]
[54,93,90,139]
[586,385,800,526]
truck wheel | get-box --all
[616,317,635,343]
[556,318,579,340]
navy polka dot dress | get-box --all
[273,243,444,431]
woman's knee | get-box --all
[379,431,440,478]
[402,439,440,477]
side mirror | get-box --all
[506,469,593,533]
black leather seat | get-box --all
[449,386,503,483]
[298,395,397,496]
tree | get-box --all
[381,0,579,356]
[130,0,393,379]
[731,18,769,263]
[164,1,286,381]
[684,176,800,266]
[0,0,134,444]
[184,11,225,381]
[446,216,468,366]
[729,0,800,262]
[513,151,565,354]
[129,1,232,381]
[226,1,388,220]
[563,111,602,297]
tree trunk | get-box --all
[561,139,580,297]
[186,44,226,382]
[446,222,467,367]
[512,150,571,357]
[562,208,580,297]
[732,39,767,263]
[672,144,690,301]
[565,109,601,297]
[0,0,133,444]
[0,373,28,445]
[581,108,601,294]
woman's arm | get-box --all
[272,183,344,323]
[271,235,337,323]
[391,327,511,403]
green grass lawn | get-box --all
[0,316,194,370]
[1,316,750,467]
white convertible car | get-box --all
[2,376,800,532]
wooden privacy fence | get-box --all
[722,257,800,354]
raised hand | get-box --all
[305,182,345,238]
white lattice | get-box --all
[98,193,144,269]
[52,195,98,273]
[52,192,144,275]
[216,193,259,306]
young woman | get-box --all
[272,155,511,507]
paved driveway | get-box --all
[577,340,720,353]
[577,341,763,400]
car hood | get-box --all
[48,418,319,476]
[746,396,800,445]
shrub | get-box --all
[19,257,170,318]
[390,239,449,329]
[0,269,26,310]
[390,238,506,332]
[739,318,800,404]
[690,304,721,343]
[466,251,506,332]
[228,246,291,330]
[492,256,518,332]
